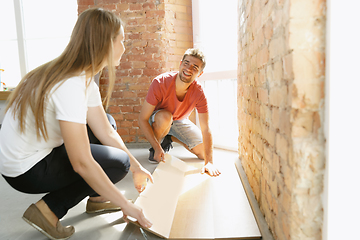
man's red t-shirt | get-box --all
[145,71,208,120]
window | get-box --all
[192,0,238,150]
[0,0,77,87]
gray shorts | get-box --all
[149,110,203,150]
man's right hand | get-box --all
[153,147,165,163]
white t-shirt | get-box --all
[0,74,102,177]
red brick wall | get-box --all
[77,0,193,143]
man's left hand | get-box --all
[201,162,221,177]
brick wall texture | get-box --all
[77,0,193,143]
[237,0,326,239]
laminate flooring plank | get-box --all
[212,160,261,239]
[131,154,261,239]
[131,154,188,238]
[170,162,215,239]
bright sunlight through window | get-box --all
[0,0,77,87]
[192,0,239,150]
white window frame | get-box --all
[13,0,28,78]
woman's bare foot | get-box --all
[35,199,58,227]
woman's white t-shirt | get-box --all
[0,74,102,177]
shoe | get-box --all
[161,135,173,153]
[22,204,75,240]
[148,135,173,164]
[148,147,158,164]
[86,199,122,214]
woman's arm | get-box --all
[59,120,152,228]
[86,105,153,192]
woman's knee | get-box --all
[106,153,130,183]
[91,145,130,179]
[111,150,130,174]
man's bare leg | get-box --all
[152,110,173,142]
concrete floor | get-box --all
[0,144,261,240]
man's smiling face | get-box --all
[178,55,204,84]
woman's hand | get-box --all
[122,201,152,228]
[132,165,154,193]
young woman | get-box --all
[0,8,152,240]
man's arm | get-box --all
[198,112,213,164]
[198,112,221,176]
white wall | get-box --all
[324,0,360,239]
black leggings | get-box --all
[3,115,130,219]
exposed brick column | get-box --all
[164,0,193,70]
[77,0,193,143]
[237,0,326,239]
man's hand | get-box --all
[132,166,154,193]
[153,147,165,163]
[201,162,221,177]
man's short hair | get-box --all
[182,48,206,71]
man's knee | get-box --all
[196,153,205,160]
[191,144,205,160]
[106,113,117,130]
[153,111,173,129]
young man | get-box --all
[139,48,220,177]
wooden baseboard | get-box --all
[235,158,275,240]
[0,91,12,101]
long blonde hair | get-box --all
[6,8,121,140]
